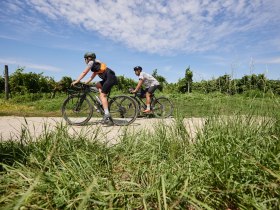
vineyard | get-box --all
[1,67,280,98]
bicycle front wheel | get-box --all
[109,95,138,126]
[151,97,174,118]
[61,94,93,125]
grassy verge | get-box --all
[0,93,64,117]
[1,112,279,209]
[0,92,279,118]
[172,92,280,118]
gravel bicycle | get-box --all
[62,83,138,126]
[129,88,174,118]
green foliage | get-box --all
[9,92,46,103]
[162,82,178,93]
[177,77,187,93]
[152,69,168,91]
[191,73,280,96]
[2,67,280,98]
[56,76,72,92]
[174,67,194,94]
[268,80,280,95]
[185,66,193,93]
[51,76,73,98]
[115,75,137,93]
[9,68,56,94]
[0,76,4,93]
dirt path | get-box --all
[0,116,205,144]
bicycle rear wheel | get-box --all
[109,95,138,126]
[151,96,174,118]
[62,94,93,125]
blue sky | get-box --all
[0,0,279,83]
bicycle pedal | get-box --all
[142,110,152,114]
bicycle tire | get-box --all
[130,96,142,116]
[62,94,93,125]
[151,96,174,118]
[109,95,138,126]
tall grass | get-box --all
[1,91,279,118]
[1,111,279,209]
[172,92,280,118]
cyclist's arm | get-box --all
[85,72,97,84]
[132,79,144,93]
[72,66,91,85]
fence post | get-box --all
[4,65,9,100]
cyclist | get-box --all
[71,52,118,124]
[131,66,160,113]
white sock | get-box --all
[104,108,109,115]
[146,104,150,110]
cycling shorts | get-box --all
[146,85,160,94]
[99,68,118,94]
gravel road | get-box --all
[0,116,205,144]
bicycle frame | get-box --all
[86,93,105,114]
[130,93,156,111]
[129,89,174,118]
[63,83,138,126]
[67,85,103,113]
[73,88,134,117]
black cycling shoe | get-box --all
[100,114,112,125]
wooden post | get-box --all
[4,65,9,100]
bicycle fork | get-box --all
[73,94,87,112]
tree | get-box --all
[9,67,58,95]
[152,69,168,91]
[185,66,193,93]
[269,80,280,95]
[216,74,231,94]
[256,74,267,92]
[52,76,72,98]
[177,78,187,93]
[115,75,137,92]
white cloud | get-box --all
[0,35,21,41]
[257,57,280,65]
[6,0,280,54]
[0,58,62,72]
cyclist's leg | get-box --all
[143,86,158,113]
[100,75,117,123]
[93,81,103,111]
[95,81,103,92]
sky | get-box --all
[0,0,279,83]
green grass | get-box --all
[172,92,280,118]
[0,92,279,209]
[0,112,279,209]
[0,93,65,117]
[0,91,279,118]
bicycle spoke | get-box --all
[152,97,174,118]
[109,96,138,126]
[62,95,93,125]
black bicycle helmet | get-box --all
[133,66,142,71]
[84,52,96,59]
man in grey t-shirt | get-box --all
[131,66,160,113]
